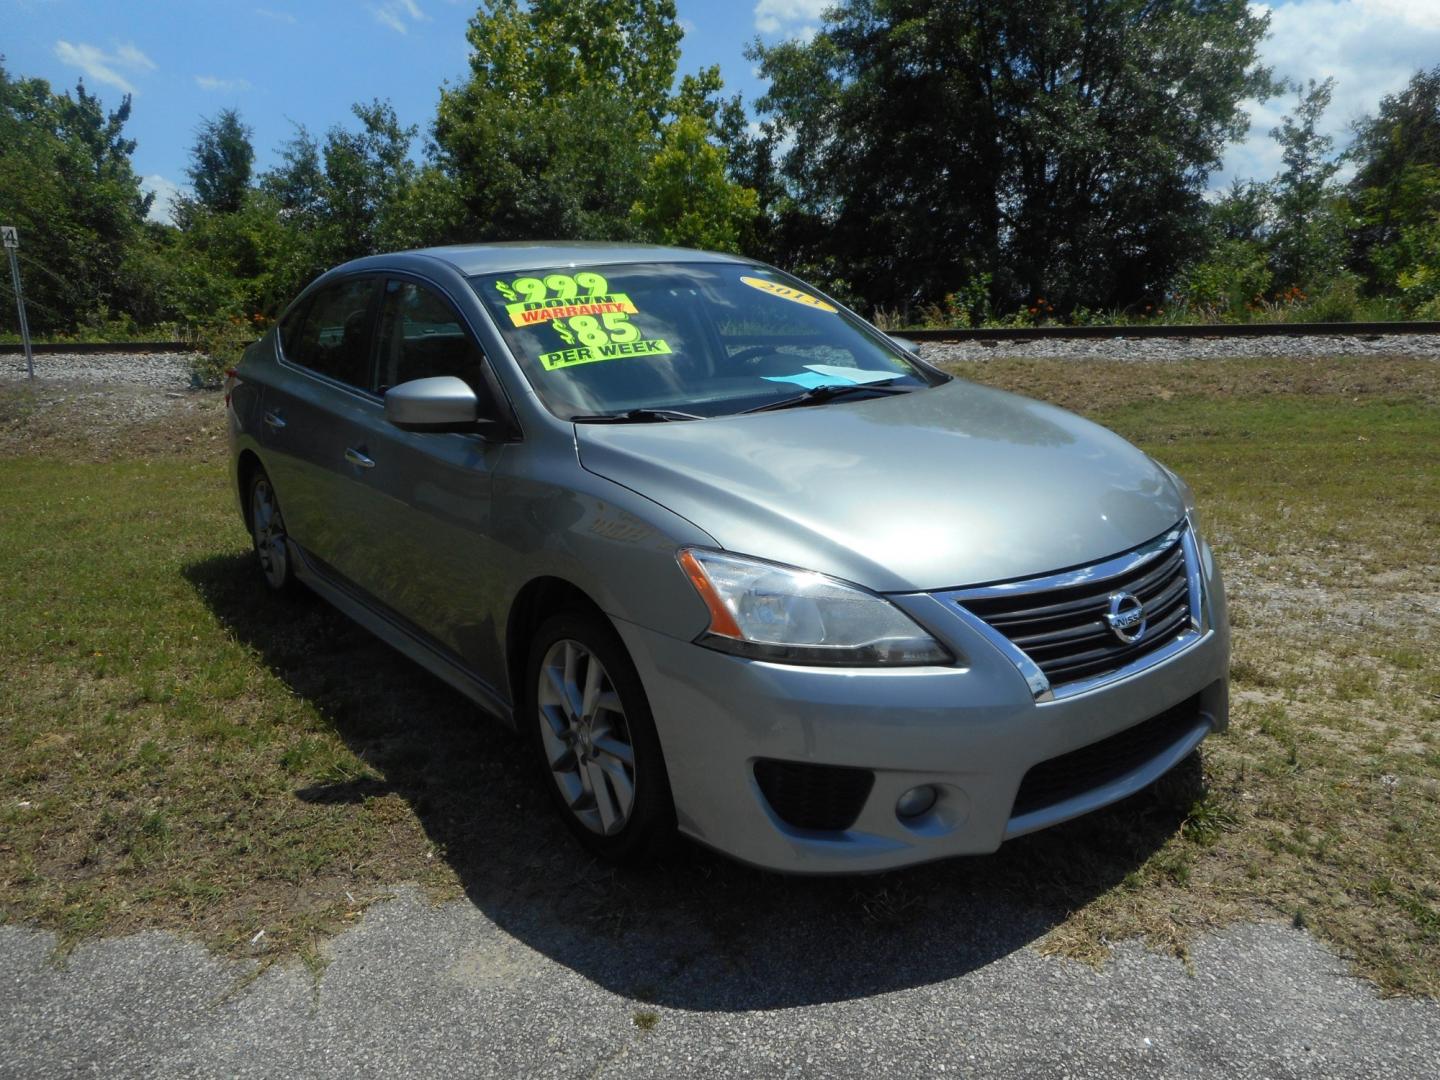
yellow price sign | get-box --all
[506,294,638,327]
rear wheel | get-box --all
[526,611,674,862]
[247,468,294,592]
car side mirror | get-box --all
[385,376,481,432]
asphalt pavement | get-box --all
[3,886,1436,1079]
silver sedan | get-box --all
[226,243,1229,872]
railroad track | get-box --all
[3,321,1439,355]
[895,320,1440,342]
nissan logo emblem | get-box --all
[1104,592,1147,644]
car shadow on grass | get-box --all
[185,552,1203,1012]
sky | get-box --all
[4,0,1440,223]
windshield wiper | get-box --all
[741,380,916,415]
[571,407,705,423]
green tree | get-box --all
[1176,179,1273,320]
[433,0,684,240]
[258,101,422,300]
[173,106,288,326]
[317,100,419,260]
[382,164,466,251]
[749,0,1274,315]
[185,108,254,216]
[1208,178,1271,244]
[630,113,758,250]
[1350,66,1440,214]
[261,125,325,222]
[168,190,293,323]
[1268,78,1346,290]
[672,65,749,152]
[1348,67,1440,302]
[0,62,157,333]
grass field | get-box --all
[1,356,1437,994]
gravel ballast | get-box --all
[916,332,1440,363]
[0,351,197,388]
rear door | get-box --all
[258,275,384,580]
[329,276,511,681]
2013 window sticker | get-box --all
[738,276,839,313]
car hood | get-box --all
[575,379,1185,593]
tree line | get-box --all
[3,0,1439,354]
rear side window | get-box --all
[376,279,486,392]
[280,278,379,388]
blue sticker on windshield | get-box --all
[763,366,899,389]
[804,365,899,384]
[763,372,855,389]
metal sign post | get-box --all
[2,225,34,379]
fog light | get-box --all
[896,784,938,819]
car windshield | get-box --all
[470,262,942,420]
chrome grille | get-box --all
[954,527,1195,689]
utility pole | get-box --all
[3,225,34,379]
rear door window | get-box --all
[375,279,487,393]
[281,277,380,389]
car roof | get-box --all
[384,242,750,277]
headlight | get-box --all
[677,548,952,666]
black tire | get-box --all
[246,467,296,593]
[525,610,676,863]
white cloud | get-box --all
[754,0,827,39]
[195,75,252,92]
[254,7,297,23]
[141,175,186,226]
[372,0,425,33]
[114,44,156,72]
[373,7,405,33]
[1216,1,1440,189]
[53,40,156,95]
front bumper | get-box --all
[614,536,1230,874]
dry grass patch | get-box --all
[0,381,225,462]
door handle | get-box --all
[263,411,286,431]
[345,447,376,469]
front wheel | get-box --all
[526,611,675,863]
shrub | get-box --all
[1397,263,1440,317]
[1179,239,1271,320]
[188,316,263,388]
[1294,274,1364,323]
[942,274,994,328]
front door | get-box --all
[328,276,510,684]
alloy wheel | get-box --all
[536,638,637,836]
[250,476,289,589]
